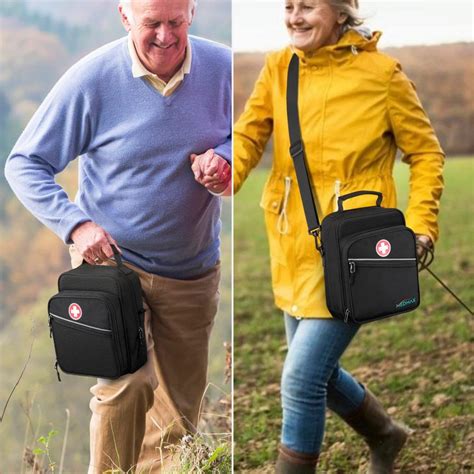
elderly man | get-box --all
[4,0,231,471]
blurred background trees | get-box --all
[0,1,231,470]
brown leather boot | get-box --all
[342,387,412,474]
[275,444,319,474]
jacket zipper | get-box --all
[334,180,341,212]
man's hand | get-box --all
[70,221,121,265]
[190,149,231,195]
[415,234,433,259]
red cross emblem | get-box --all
[376,239,391,257]
[68,303,82,320]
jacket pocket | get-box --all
[260,177,292,265]
[259,183,284,215]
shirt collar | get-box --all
[127,33,192,81]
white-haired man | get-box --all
[5,0,231,471]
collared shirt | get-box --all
[127,33,192,96]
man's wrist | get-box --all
[70,220,92,242]
[208,181,231,197]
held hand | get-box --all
[70,221,121,265]
[415,234,433,259]
[190,149,231,194]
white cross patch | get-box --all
[68,303,83,320]
[376,239,391,257]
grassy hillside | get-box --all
[234,157,474,472]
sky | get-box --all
[232,0,474,51]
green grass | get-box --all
[234,157,474,472]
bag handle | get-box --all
[111,245,123,267]
[81,244,123,266]
[337,191,383,212]
[286,54,323,255]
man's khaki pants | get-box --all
[69,246,220,473]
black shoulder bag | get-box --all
[286,53,420,324]
[48,246,147,380]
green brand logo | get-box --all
[396,297,417,309]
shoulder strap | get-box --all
[286,53,323,254]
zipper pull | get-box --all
[344,308,351,323]
[349,261,356,284]
[54,361,62,382]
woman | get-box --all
[233,0,444,472]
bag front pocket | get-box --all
[48,290,127,377]
[345,258,419,323]
[49,313,121,378]
[341,225,420,323]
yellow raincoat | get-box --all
[234,30,445,319]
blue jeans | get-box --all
[281,313,366,454]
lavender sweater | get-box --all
[5,35,231,278]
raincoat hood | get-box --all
[292,28,382,64]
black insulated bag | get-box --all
[320,191,420,323]
[48,247,147,380]
[287,53,420,324]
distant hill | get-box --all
[234,42,474,155]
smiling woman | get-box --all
[285,0,361,51]
[233,0,445,472]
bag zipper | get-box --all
[49,314,120,379]
[349,258,417,261]
[50,292,127,372]
[62,273,145,363]
[53,289,129,371]
[340,226,416,322]
[348,258,417,284]
[54,361,62,382]
[335,216,402,322]
[119,272,147,364]
[49,312,112,333]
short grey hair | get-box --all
[119,0,197,25]
[328,0,364,27]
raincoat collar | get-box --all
[292,29,382,66]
